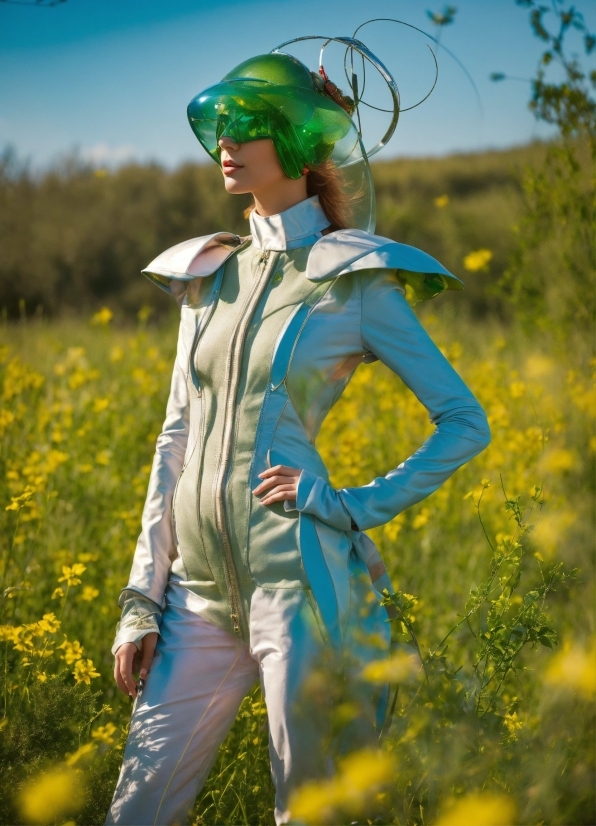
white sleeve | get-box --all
[124,321,190,604]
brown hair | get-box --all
[243,73,356,231]
[243,160,352,231]
[305,160,351,231]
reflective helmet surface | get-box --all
[188,53,357,178]
[187,52,375,231]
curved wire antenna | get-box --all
[342,43,438,114]
[272,35,400,159]
[352,17,484,120]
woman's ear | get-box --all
[301,166,309,176]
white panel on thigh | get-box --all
[165,577,211,614]
[248,588,324,662]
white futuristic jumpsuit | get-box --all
[107,195,491,825]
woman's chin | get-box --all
[222,175,250,195]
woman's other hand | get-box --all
[114,632,158,698]
[252,465,302,506]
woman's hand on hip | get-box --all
[252,464,302,506]
[114,632,158,698]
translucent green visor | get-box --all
[188,79,356,179]
[187,57,377,232]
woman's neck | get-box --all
[252,176,309,217]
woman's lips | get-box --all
[222,159,242,175]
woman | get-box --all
[107,49,491,825]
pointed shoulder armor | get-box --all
[141,232,246,296]
[306,229,464,301]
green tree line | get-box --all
[0,142,545,322]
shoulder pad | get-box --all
[306,229,464,301]
[141,232,247,296]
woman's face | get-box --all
[218,136,288,195]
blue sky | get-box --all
[1,0,594,168]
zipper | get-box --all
[213,248,277,635]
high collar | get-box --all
[249,195,330,251]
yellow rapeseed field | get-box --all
[0,303,593,825]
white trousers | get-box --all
[107,578,390,826]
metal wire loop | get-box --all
[271,35,400,160]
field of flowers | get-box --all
[0,295,593,824]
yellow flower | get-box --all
[545,638,596,697]
[382,512,405,543]
[44,449,69,473]
[73,658,100,685]
[35,672,48,683]
[339,749,394,794]
[92,722,117,745]
[412,507,430,529]
[9,625,35,651]
[58,563,87,586]
[137,305,152,323]
[289,783,332,824]
[434,194,449,208]
[51,587,65,600]
[5,486,34,511]
[0,625,19,643]
[509,380,525,398]
[289,749,394,823]
[436,793,517,826]
[362,651,420,684]
[539,447,576,474]
[95,449,111,466]
[110,345,124,362]
[91,307,113,326]
[58,638,84,664]
[37,613,60,634]
[525,354,554,379]
[0,408,15,432]
[80,586,99,601]
[93,397,110,413]
[503,711,523,739]
[19,766,84,824]
[65,742,96,766]
[463,249,493,272]
[77,552,99,563]
[531,510,576,559]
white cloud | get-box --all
[81,143,137,166]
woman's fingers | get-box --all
[114,643,139,697]
[253,465,301,495]
[113,635,159,698]
[259,483,298,505]
[139,632,158,680]
[259,464,300,477]
[253,474,292,493]
[252,464,302,504]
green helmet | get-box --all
[187,52,375,231]
[187,52,359,179]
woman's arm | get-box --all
[291,268,491,531]
[112,329,190,659]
